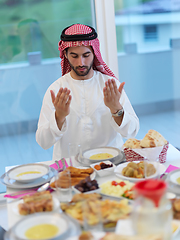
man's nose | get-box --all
[78,56,84,66]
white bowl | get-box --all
[169,169,180,186]
[11,212,69,240]
[90,160,116,177]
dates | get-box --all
[94,162,113,171]
[74,176,99,193]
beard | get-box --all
[68,60,94,77]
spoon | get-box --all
[37,182,50,192]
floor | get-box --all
[0,110,179,193]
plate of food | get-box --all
[100,179,135,201]
[72,177,100,194]
[76,147,125,167]
[7,163,49,183]
[50,166,95,190]
[114,161,166,183]
[12,191,59,216]
[90,160,116,177]
[61,192,132,229]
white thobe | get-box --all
[36,71,139,160]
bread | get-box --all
[23,190,52,203]
[124,130,167,149]
[140,130,167,148]
[64,166,94,175]
[50,166,94,188]
[70,192,102,203]
[18,191,53,215]
[124,138,142,149]
[78,231,94,240]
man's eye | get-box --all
[72,55,78,58]
[84,54,90,58]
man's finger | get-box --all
[118,82,125,93]
[50,90,55,104]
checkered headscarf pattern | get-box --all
[58,24,116,78]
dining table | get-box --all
[0,143,180,240]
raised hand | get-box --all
[103,79,125,114]
[50,87,72,129]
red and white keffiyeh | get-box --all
[58,24,116,78]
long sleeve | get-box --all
[36,71,139,160]
[36,82,67,150]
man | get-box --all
[36,24,139,160]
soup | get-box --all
[25,224,59,239]
[16,171,41,177]
[176,177,180,184]
[89,153,113,160]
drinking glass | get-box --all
[82,199,103,233]
[55,170,72,203]
[68,143,81,167]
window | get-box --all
[144,25,158,42]
[0,0,96,193]
[114,0,180,152]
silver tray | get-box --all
[76,147,126,167]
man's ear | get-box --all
[64,49,68,58]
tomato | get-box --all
[118,181,126,187]
[111,180,118,186]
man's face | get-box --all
[65,45,94,80]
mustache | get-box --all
[76,66,88,69]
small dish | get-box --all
[90,160,116,177]
[72,186,101,194]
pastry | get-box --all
[18,191,53,215]
[124,138,142,149]
[140,130,167,148]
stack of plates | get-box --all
[76,147,126,167]
[0,163,57,189]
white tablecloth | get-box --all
[0,143,180,239]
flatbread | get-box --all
[140,130,167,148]
[124,138,142,149]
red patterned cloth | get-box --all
[58,24,116,78]
[124,142,169,163]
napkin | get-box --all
[160,164,180,179]
[165,164,180,173]
[4,158,69,199]
[49,158,69,170]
